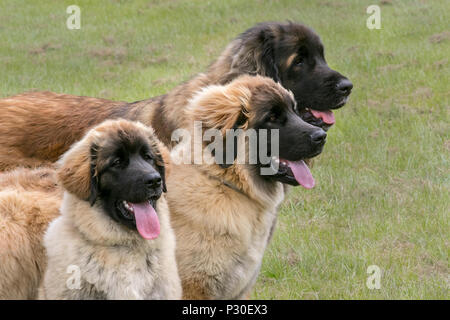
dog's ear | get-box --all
[218,112,248,169]
[189,84,251,134]
[229,27,280,83]
[259,30,280,82]
[58,140,99,204]
[188,82,251,168]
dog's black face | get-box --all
[220,82,326,187]
[251,89,326,187]
[235,22,353,130]
[90,134,166,232]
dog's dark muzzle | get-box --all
[143,172,163,200]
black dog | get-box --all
[224,22,353,131]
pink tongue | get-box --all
[286,160,315,189]
[310,109,335,125]
[129,202,160,240]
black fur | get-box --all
[89,144,99,206]
[232,22,353,129]
[213,83,326,186]
[93,134,165,231]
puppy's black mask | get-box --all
[89,137,166,231]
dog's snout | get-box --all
[336,78,353,96]
[145,173,162,189]
[310,129,327,146]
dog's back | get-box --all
[0,91,136,171]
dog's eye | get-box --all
[112,159,121,166]
[296,47,308,65]
[268,114,277,123]
[144,154,153,162]
[112,158,122,167]
[295,57,304,66]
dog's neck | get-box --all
[199,169,248,198]
[194,161,284,210]
[224,164,284,208]
[171,134,284,208]
[206,39,255,85]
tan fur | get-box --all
[167,76,290,299]
[186,84,252,133]
[285,53,298,68]
[0,168,62,299]
[0,23,309,170]
[39,120,181,299]
[0,92,135,171]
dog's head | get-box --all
[216,21,352,130]
[57,119,170,240]
[187,75,326,188]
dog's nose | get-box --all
[145,173,162,189]
[310,129,327,146]
[336,78,353,95]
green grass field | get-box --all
[0,0,448,299]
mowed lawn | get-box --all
[0,0,448,299]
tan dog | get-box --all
[167,75,326,299]
[0,168,62,299]
[0,22,351,171]
[39,119,181,300]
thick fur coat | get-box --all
[39,120,181,300]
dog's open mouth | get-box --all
[309,109,335,125]
[271,157,314,189]
[298,96,349,130]
[298,108,335,130]
[117,199,160,240]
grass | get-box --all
[0,0,448,299]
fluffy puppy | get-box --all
[39,119,181,300]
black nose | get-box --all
[310,129,327,146]
[336,78,353,95]
[145,173,162,189]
